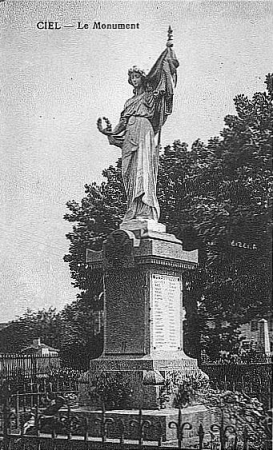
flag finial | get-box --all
[166,26,173,47]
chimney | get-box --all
[33,338,41,347]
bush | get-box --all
[88,372,134,409]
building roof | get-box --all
[21,342,59,353]
[0,323,9,331]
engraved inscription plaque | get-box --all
[151,274,182,351]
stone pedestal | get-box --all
[82,220,201,410]
[68,406,211,442]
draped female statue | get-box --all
[97,28,179,224]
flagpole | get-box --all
[157,129,162,148]
[156,26,173,149]
[167,25,173,47]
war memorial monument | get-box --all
[77,28,210,443]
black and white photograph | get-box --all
[0,1,272,448]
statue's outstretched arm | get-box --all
[112,115,127,135]
[107,135,124,148]
[108,116,127,147]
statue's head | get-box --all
[128,66,146,89]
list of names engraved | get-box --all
[151,274,181,351]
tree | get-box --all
[186,75,272,359]
[63,75,272,362]
[0,308,62,353]
[63,159,126,292]
[59,292,103,369]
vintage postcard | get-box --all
[0,0,272,447]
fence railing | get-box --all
[1,362,272,449]
[0,379,79,421]
[201,362,272,410]
[0,354,60,379]
[1,403,271,450]
[201,356,273,365]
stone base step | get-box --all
[65,406,211,443]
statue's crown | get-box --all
[128,66,146,78]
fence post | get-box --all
[100,402,106,444]
[16,391,20,429]
[168,408,192,449]
[220,414,226,450]
[23,382,26,411]
[34,405,41,450]
[20,413,26,450]
[242,427,249,450]
[36,382,40,408]
[34,405,39,435]
[98,402,114,444]
[84,417,89,450]
[178,409,182,449]
[198,423,204,450]
[67,403,72,441]
[169,408,182,449]
[3,396,9,450]
[51,417,57,450]
[156,421,163,448]
[211,416,227,450]
[118,419,125,449]
[30,379,34,408]
[137,409,144,447]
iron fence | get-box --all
[0,355,60,379]
[201,363,272,409]
[0,369,80,410]
[0,402,271,450]
[1,363,272,449]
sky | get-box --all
[0,0,272,322]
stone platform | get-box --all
[79,350,202,409]
[68,406,210,442]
